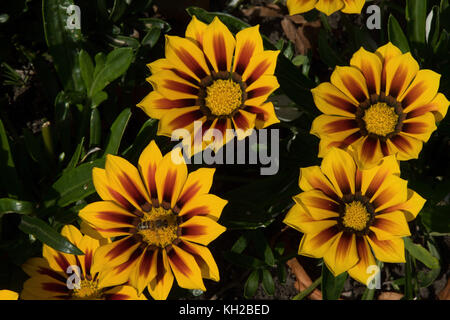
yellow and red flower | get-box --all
[311,43,449,168]
[283,147,425,284]
[138,16,280,154]
[287,0,365,16]
[21,225,145,300]
[79,141,227,300]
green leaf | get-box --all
[42,0,84,91]
[388,15,411,53]
[222,251,265,269]
[292,276,321,300]
[428,6,441,48]
[19,215,83,255]
[406,0,427,45]
[318,29,343,68]
[261,269,275,296]
[89,108,101,147]
[79,50,94,91]
[142,27,161,48]
[404,237,440,269]
[292,55,308,67]
[103,108,132,156]
[244,270,260,299]
[420,204,450,233]
[231,235,248,254]
[89,48,134,97]
[249,230,275,267]
[122,119,158,163]
[138,17,171,33]
[0,199,34,217]
[321,263,347,300]
[44,158,105,207]
[93,53,106,79]
[109,0,128,22]
[65,137,85,171]
[0,118,23,197]
[90,91,108,109]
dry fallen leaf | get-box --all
[438,278,450,300]
[378,292,404,300]
[286,257,323,300]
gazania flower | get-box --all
[283,147,425,284]
[311,43,449,168]
[79,141,227,300]
[21,225,145,300]
[287,0,365,16]
[0,290,18,300]
[138,16,280,154]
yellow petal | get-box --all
[232,110,257,140]
[330,66,369,104]
[287,0,317,15]
[233,25,264,75]
[350,47,382,95]
[21,275,69,300]
[137,90,197,120]
[103,285,147,300]
[375,42,403,90]
[158,106,205,137]
[241,50,279,86]
[179,240,220,281]
[321,147,357,197]
[384,52,419,98]
[0,290,18,300]
[323,232,359,276]
[388,133,423,161]
[245,101,280,129]
[370,211,411,240]
[245,75,279,107]
[311,82,358,117]
[147,250,174,300]
[155,148,188,208]
[79,201,137,239]
[310,114,359,142]
[165,35,210,81]
[401,112,437,142]
[284,202,338,234]
[179,216,226,245]
[92,167,133,211]
[348,237,378,285]
[352,136,385,169]
[167,245,206,290]
[91,236,140,274]
[315,0,345,16]
[400,69,441,111]
[138,140,163,200]
[294,190,340,220]
[176,168,216,209]
[370,175,408,212]
[185,16,207,47]
[298,227,340,258]
[179,193,228,221]
[367,235,405,263]
[147,69,200,100]
[128,248,158,294]
[202,17,236,72]
[341,0,365,13]
[147,58,172,74]
[360,154,400,198]
[406,92,449,122]
[383,189,426,222]
[299,165,340,200]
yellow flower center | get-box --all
[363,102,398,136]
[205,79,242,116]
[138,206,179,248]
[72,279,101,300]
[342,201,370,231]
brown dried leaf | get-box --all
[242,5,283,18]
[286,257,323,300]
[378,292,404,300]
[438,278,450,300]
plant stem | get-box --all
[292,276,322,300]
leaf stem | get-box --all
[292,276,322,300]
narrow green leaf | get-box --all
[0,118,23,197]
[406,0,427,45]
[79,50,94,90]
[0,199,34,217]
[90,90,108,109]
[222,251,265,269]
[231,235,248,254]
[404,237,440,269]
[89,108,101,147]
[318,29,343,68]
[42,0,84,91]
[261,269,275,296]
[89,48,134,97]
[65,137,85,171]
[249,230,275,267]
[103,108,132,155]
[109,0,128,22]
[44,158,105,208]
[321,263,347,300]
[244,270,260,299]
[19,216,83,255]
[404,251,414,299]
[388,15,411,53]
[122,119,158,163]
[93,53,106,79]
[142,27,161,48]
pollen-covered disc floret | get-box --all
[205,79,242,116]
[283,147,426,286]
[138,207,179,248]
[342,201,370,231]
[72,280,100,300]
[363,102,398,136]
[78,141,228,300]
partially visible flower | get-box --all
[138,16,280,154]
[283,147,425,284]
[287,0,365,16]
[21,225,146,300]
[311,43,449,168]
[0,290,18,300]
[79,141,227,300]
